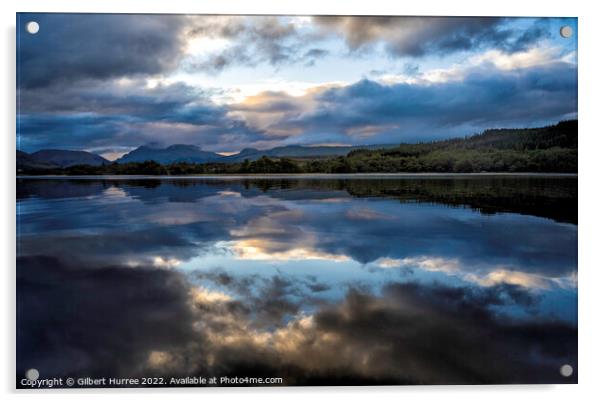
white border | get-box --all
[2,1,600,401]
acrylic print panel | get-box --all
[16,13,578,388]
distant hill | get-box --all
[115,143,400,164]
[17,150,59,170]
[339,120,577,173]
[438,120,577,151]
[116,144,222,164]
[17,149,109,170]
[222,144,399,163]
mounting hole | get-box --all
[26,21,39,35]
[25,368,39,381]
[560,364,573,377]
[560,25,573,38]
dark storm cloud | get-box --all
[18,13,189,88]
[19,80,202,116]
[270,61,577,144]
[313,16,550,57]
[18,113,132,152]
[18,79,264,153]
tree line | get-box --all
[21,120,578,175]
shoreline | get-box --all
[16,172,578,180]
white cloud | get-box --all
[373,255,576,290]
[185,37,231,56]
[226,239,350,262]
[374,256,459,272]
[464,269,577,290]
[470,47,564,70]
[375,46,570,86]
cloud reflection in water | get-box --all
[17,177,577,385]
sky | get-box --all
[17,14,577,160]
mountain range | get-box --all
[16,120,578,173]
[17,143,398,169]
[17,149,109,169]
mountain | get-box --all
[230,147,260,160]
[114,143,398,164]
[17,150,59,171]
[116,144,222,164]
[18,149,109,169]
[221,144,399,162]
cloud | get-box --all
[17,177,577,385]
[20,79,204,116]
[228,90,314,138]
[18,79,264,154]
[464,269,576,290]
[17,255,576,385]
[227,239,351,262]
[253,60,577,145]
[287,282,575,384]
[194,270,330,328]
[17,15,551,86]
[19,59,577,152]
[17,256,199,378]
[374,256,577,290]
[469,47,565,72]
[376,256,460,272]
[18,14,191,88]
[313,16,550,57]
[377,46,569,86]
[17,15,575,153]
[183,16,328,73]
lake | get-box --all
[16,175,578,385]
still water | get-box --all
[17,175,577,385]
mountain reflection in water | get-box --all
[17,176,577,385]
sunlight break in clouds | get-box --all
[464,269,578,290]
[226,239,351,262]
[374,256,460,272]
[374,256,576,290]
[152,256,182,269]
